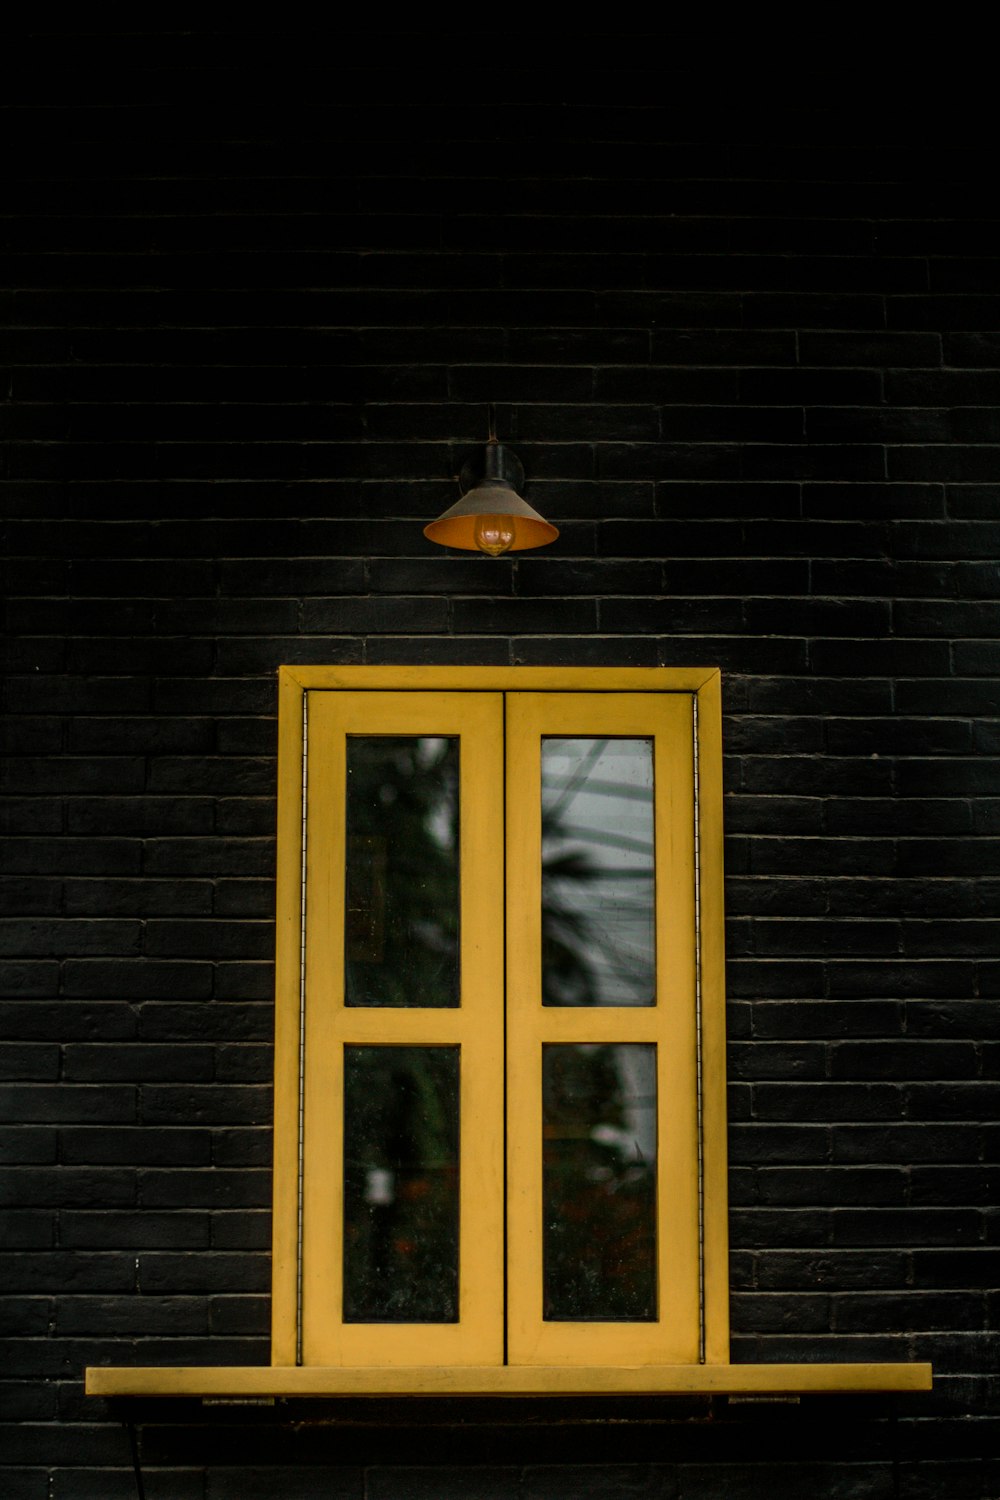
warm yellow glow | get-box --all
[473,514,516,556]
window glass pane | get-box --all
[343,1045,460,1322]
[345,736,459,1008]
[541,737,655,1006]
[542,1043,657,1321]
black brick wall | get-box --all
[2,28,998,1500]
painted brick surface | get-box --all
[2,27,998,1500]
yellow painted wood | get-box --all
[505,693,699,1366]
[283,666,721,694]
[694,669,731,1365]
[270,666,307,1365]
[86,1362,933,1398]
[301,691,505,1367]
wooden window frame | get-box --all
[273,666,729,1377]
[86,666,931,1398]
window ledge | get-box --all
[86,1362,932,1398]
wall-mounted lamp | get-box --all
[424,408,559,556]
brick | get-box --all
[0,1253,135,1293]
[66,717,214,754]
[66,800,212,835]
[215,721,277,757]
[730,1292,830,1333]
[752,1001,903,1039]
[805,483,945,520]
[753,1083,904,1122]
[755,1251,911,1290]
[137,1253,269,1294]
[52,1468,206,1499]
[911,1168,997,1207]
[728,1042,826,1080]
[152,679,276,716]
[211,1212,271,1249]
[209,966,274,1002]
[142,839,274,877]
[62,960,213,999]
[54,1294,208,1333]
[912,1250,1000,1288]
[0,802,62,836]
[208,1294,269,1335]
[141,1086,271,1127]
[0,1002,136,1041]
[0,758,146,796]
[757,1167,908,1206]
[61,1127,209,1166]
[830,1041,979,1080]
[62,1044,215,1082]
[0,1130,57,1166]
[0,1469,48,1498]
[905,1083,1000,1120]
[453,598,598,634]
[0,1088,136,1125]
[138,1169,270,1209]
[0,919,141,958]
[0,1044,59,1081]
[5,677,152,715]
[729,1125,830,1165]
[63,878,213,917]
[143,920,272,960]
[146,758,274,797]
[206,1468,361,1499]
[907,1000,1000,1038]
[0,877,62,915]
[831,1210,985,1246]
[831,1124,980,1164]
[214,802,276,835]
[211,1128,271,1167]
[679,1462,893,1499]
[138,1002,271,1041]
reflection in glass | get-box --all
[343,1045,460,1322]
[541,738,655,1006]
[345,736,459,1007]
[542,1043,657,1321]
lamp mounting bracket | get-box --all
[459,443,526,497]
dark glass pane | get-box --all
[542,1043,657,1321]
[345,736,459,1008]
[541,738,655,1006]
[343,1045,460,1322]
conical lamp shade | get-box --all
[423,481,559,553]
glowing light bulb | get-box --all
[473,514,516,556]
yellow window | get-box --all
[85,664,932,1399]
[271,666,731,1377]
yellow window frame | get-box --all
[271,665,731,1372]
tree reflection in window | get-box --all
[345,736,460,1008]
[542,1043,657,1321]
[541,737,656,1007]
[343,1045,460,1322]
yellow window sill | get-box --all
[86,1362,932,1398]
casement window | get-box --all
[282,672,713,1373]
[87,667,931,1398]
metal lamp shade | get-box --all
[424,480,559,552]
